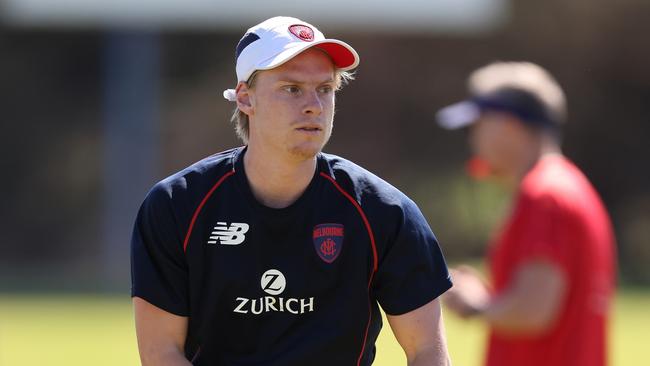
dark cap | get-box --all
[437,87,559,130]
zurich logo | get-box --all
[233,269,314,315]
[260,269,286,295]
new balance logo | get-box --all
[207,222,249,245]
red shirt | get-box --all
[487,155,616,366]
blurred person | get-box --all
[131,16,452,366]
[436,61,616,366]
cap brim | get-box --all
[313,40,359,70]
[256,39,360,73]
[436,100,481,130]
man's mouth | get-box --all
[295,125,322,132]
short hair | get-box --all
[468,62,567,125]
[230,69,355,144]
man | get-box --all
[131,16,452,365]
[437,61,616,366]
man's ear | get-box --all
[236,82,254,116]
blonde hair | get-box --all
[468,61,567,125]
[230,70,355,144]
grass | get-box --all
[1,289,648,365]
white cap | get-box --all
[223,16,360,102]
[436,100,481,130]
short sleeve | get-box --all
[373,199,452,315]
[515,194,571,269]
[131,183,189,316]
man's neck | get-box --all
[514,135,562,184]
[243,145,318,209]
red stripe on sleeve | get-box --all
[182,170,235,252]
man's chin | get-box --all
[288,142,324,161]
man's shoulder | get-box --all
[147,148,239,204]
[522,155,597,206]
[319,152,414,209]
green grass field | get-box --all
[1,289,648,365]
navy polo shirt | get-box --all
[131,147,451,365]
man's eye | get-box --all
[284,86,300,94]
[319,85,333,94]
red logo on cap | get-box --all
[289,24,314,42]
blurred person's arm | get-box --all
[484,260,567,334]
[134,297,192,366]
[387,298,452,366]
[445,261,567,335]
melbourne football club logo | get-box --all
[313,224,344,263]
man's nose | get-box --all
[302,91,323,116]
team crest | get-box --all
[313,224,344,263]
[289,24,315,42]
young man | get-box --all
[131,16,452,366]
[437,62,616,366]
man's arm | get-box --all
[444,261,567,335]
[386,298,451,366]
[133,297,192,366]
[484,260,567,334]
